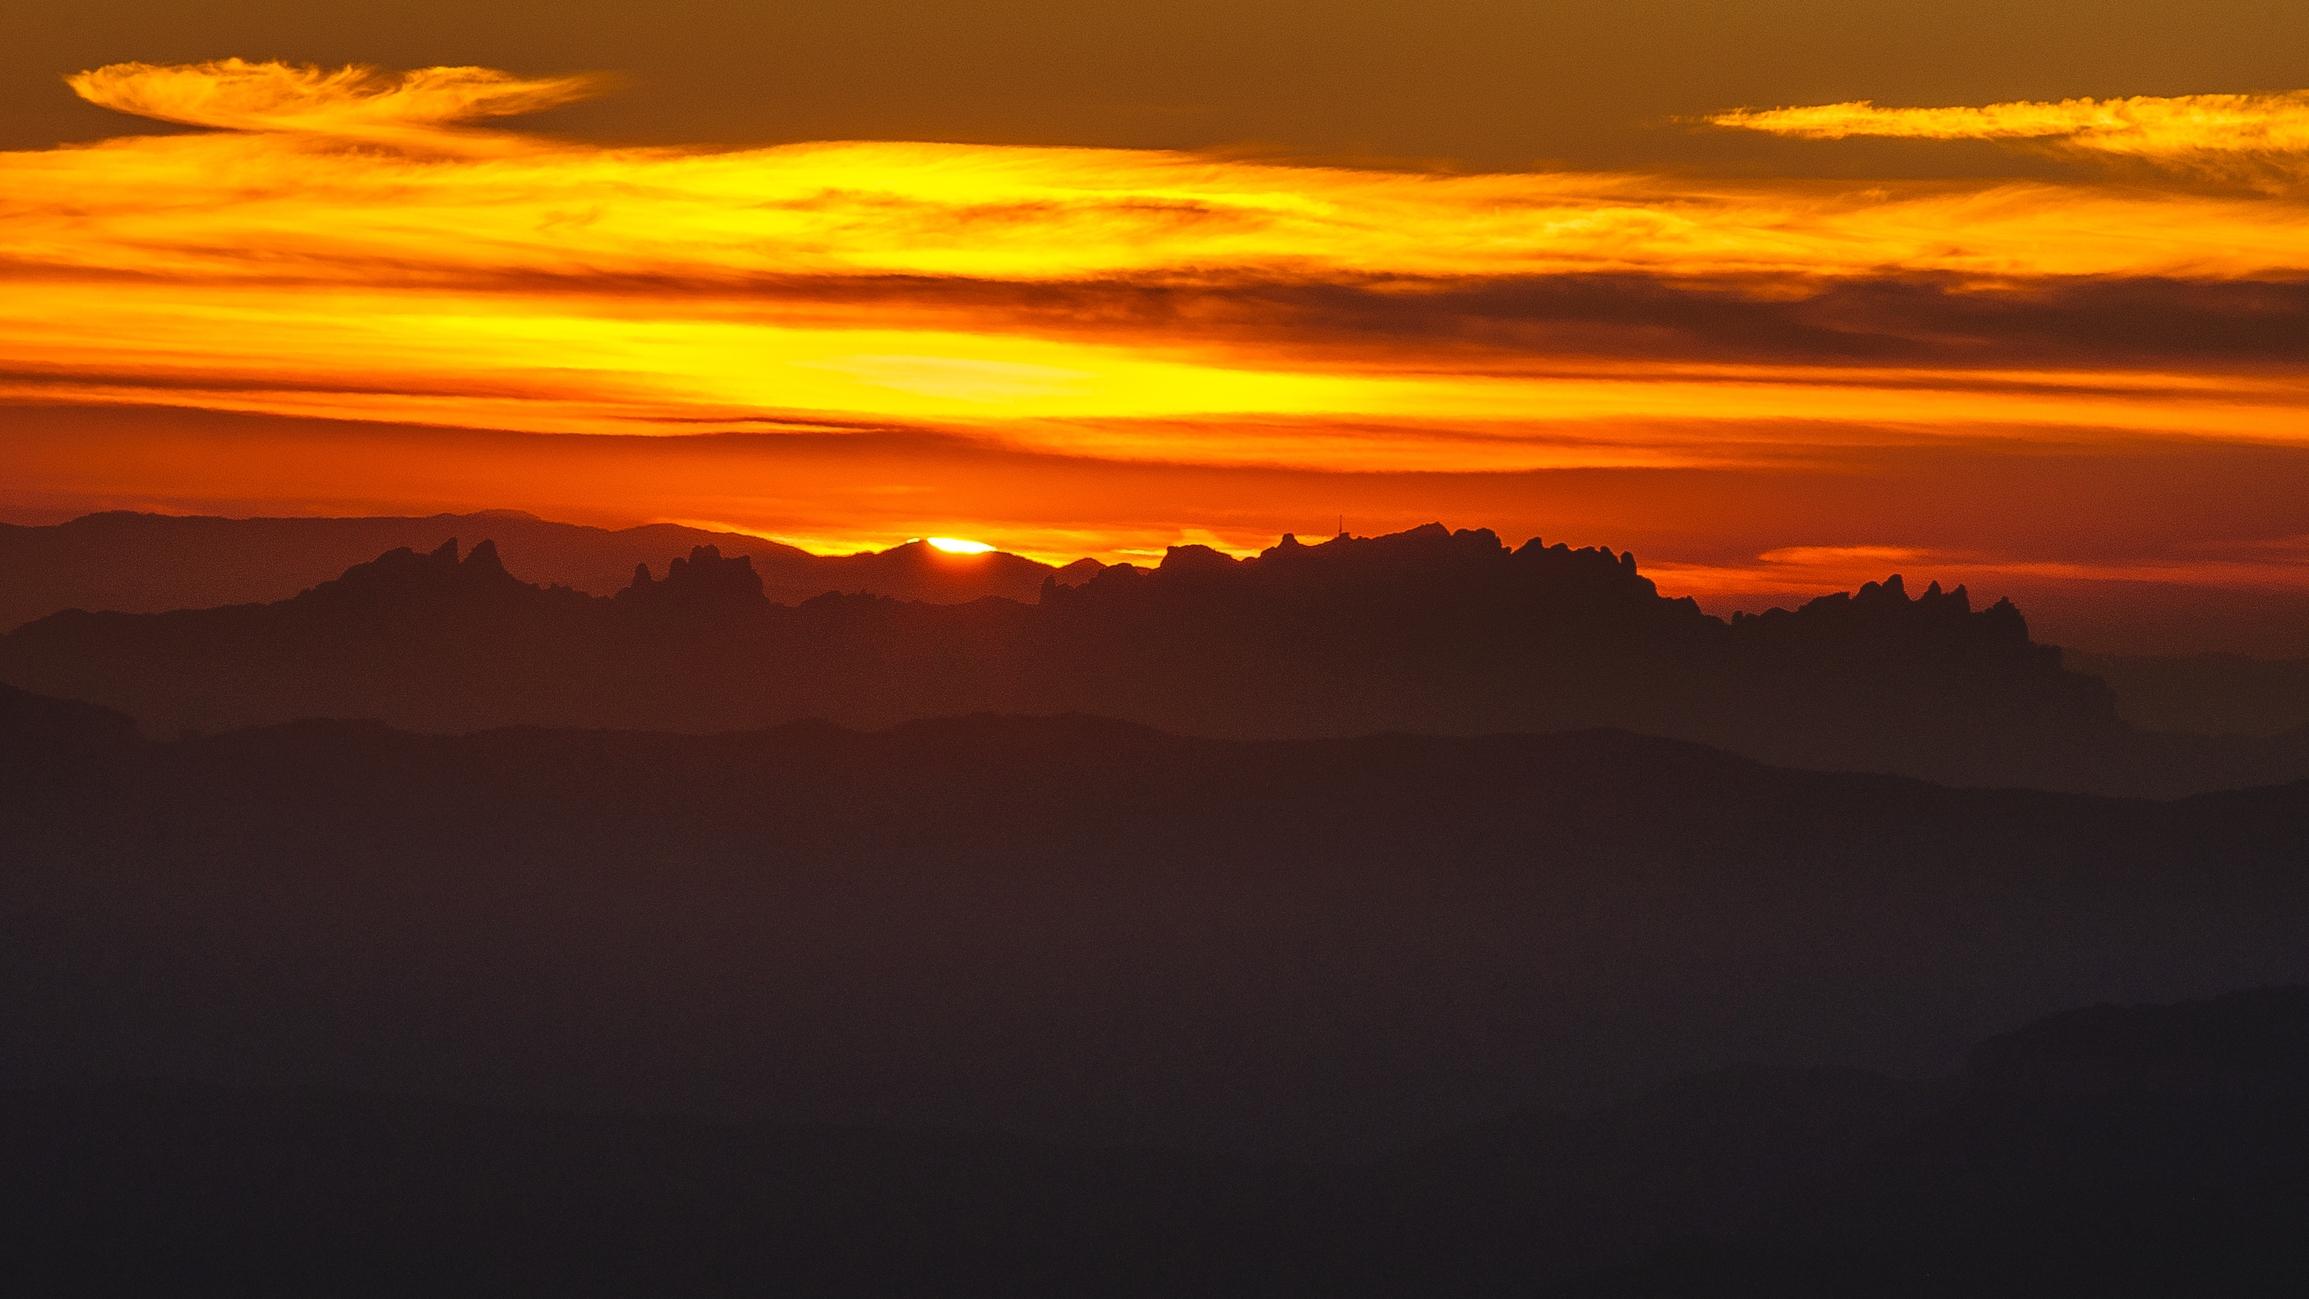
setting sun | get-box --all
[3,56,2306,644]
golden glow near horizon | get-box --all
[923,537,996,554]
[5,60,2309,620]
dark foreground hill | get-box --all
[5,991,2304,1295]
[0,509,1099,628]
[0,1066,1957,1297]
[1598,986,2309,1297]
[4,525,2305,794]
[7,683,2308,1161]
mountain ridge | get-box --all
[14,979,2304,1299]
[8,687,2309,1158]
[0,509,1101,630]
[8,523,2303,796]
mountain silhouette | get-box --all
[1833,983,2309,1252]
[0,509,1099,630]
[8,687,2309,1159]
[4,524,2304,794]
[0,1066,1954,1298]
[4,978,2301,1293]
[1622,986,2309,1296]
[2066,648,2309,737]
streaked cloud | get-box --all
[5,60,2308,631]
[66,58,599,153]
[1712,91,2309,180]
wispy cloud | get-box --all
[67,58,601,152]
[6,61,2309,611]
[6,68,2304,455]
[1711,91,2309,181]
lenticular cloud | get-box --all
[67,58,599,144]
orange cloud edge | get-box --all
[5,61,2308,653]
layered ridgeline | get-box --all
[7,687,2309,1165]
[3,524,2305,793]
[12,990,2307,1295]
[0,509,1102,630]
[2067,649,2309,738]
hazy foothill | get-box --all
[5,676,2308,1292]
[3,513,2308,1288]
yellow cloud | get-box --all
[3,61,2307,479]
[67,58,599,152]
[1711,91,2309,175]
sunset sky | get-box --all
[5,3,2307,653]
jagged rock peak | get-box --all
[1133,523,1643,583]
[616,544,764,607]
[1047,523,1681,619]
[1251,522,1511,569]
[669,545,758,584]
[1844,573,1967,614]
[463,538,507,576]
[299,536,533,605]
[1730,574,2034,652]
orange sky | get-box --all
[4,59,2308,653]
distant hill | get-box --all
[0,1065,1957,1298]
[18,1000,2303,1297]
[2066,649,2309,737]
[0,510,1101,629]
[1624,986,2309,1296]
[4,524,2305,794]
[15,993,2296,1297]
[7,688,2308,1158]
[4,693,2307,1291]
